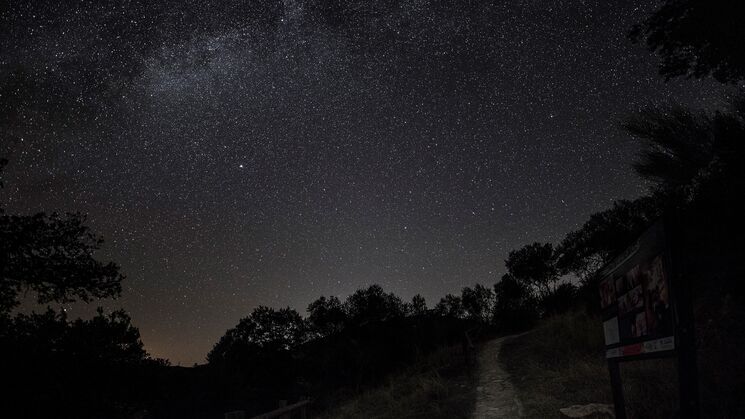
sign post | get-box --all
[598,218,698,418]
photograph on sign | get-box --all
[603,318,620,345]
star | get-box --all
[0,0,725,365]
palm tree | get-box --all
[624,95,745,200]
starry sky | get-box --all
[0,0,728,364]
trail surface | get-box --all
[471,334,524,418]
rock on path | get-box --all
[471,334,524,418]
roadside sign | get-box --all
[598,221,676,360]
[599,216,699,419]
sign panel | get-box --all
[598,221,676,359]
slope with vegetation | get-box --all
[316,343,478,419]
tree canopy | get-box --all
[307,295,347,336]
[1,159,124,313]
[625,97,745,198]
[410,294,428,316]
[461,284,494,323]
[0,212,124,312]
[505,242,559,296]
[345,284,405,325]
[630,0,745,83]
[3,307,150,365]
[208,306,306,363]
[434,293,465,319]
[492,274,537,331]
[555,198,661,280]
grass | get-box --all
[499,310,678,418]
[498,311,612,418]
[314,308,724,418]
[315,344,478,419]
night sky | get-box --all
[1,0,728,364]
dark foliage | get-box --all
[410,293,428,316]
[492,274,538,332]
[625,96,745,198]
[461,283,495,324]
[2,307,150,366]
[0,307,161,418]
[0,158,158,418]
[434,293,465,318]
[198,304,479,417]
[198,283,491,417]
[345,284,406,326]
[207,306,307,365]
[296,315,477,408]
[556,197,661,280]
[307,295,347,336]
[1,158,123,313]
[505,242,559,297]
[539,283,577,316]
[630,0,745,83]
[677,195,745,417]
[0,211,124,312]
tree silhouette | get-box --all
[0,212,124,313]
[434,294,465,319]
[461,284,494,323]
[1,306,159,418]
[410,294,428,316]
[344,284,405,326]
[625,98,745,199]
[630,0,745,83]
[307,295,348,336]
[493,274,532,312]
[0,158,159,418]
[1,159,123,313]
[556,198,661,280]
[4,307,150,365]
[505,242,559,297]
[492,274,537,330]
[208,306,306,364]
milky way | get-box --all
[1,0,728,364]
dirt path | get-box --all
[471,334,524,418]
